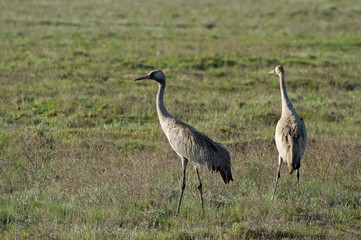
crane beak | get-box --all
[268,69,275,74]
[134,74,150,81]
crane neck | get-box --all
[279,72,296,116]
[156,82,172,122]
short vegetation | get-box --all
[0,0,360,239]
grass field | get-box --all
[0,0,360,239]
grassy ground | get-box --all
[0,0,360,239]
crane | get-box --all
[269,65,307,200]
[135,70,233,214]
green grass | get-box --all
[0,0,361,239]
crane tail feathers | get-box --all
[219,166,234,184]
[288,138,301,174]
[287,140,294,174]
[214,142,233,184]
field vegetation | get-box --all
[0,0,360,239]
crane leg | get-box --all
[195,168,204,215]
[271,156,282,201]
[176,157,188,215]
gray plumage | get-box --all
[135,70,233,214]
[269,65,307,200]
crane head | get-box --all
[134,70,166,85]
[269,65,284,76]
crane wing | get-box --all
[297,117,307,157]
[167,124,219,168]
[166,123,233,183]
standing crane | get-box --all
[269,65,307,200]
[135,70,233,215]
